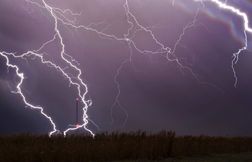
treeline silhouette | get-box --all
[0,131,252,161]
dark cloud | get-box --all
[0,0,252,136]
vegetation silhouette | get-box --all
[0,131,252,161]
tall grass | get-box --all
[0,131,252,161]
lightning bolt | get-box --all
[0,0,96,137]
[1,45,97,136]
[37,0,95,137]
[0,51,58,137]
[1,0,251,136]
[194,0,252,87]
[110,0,212,127]
[111,0,252,126]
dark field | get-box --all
[1,131,252,162]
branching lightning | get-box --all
[110,0,210,127]
[195,0,252,87]
[111,0,252,126]
[0,0,251,136]
[0,0,96,137]
[0,51,58,136]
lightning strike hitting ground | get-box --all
[0,51,58,137]
[0,0,251,136]
[0,0,97,137]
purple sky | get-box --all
[0,0,252,136]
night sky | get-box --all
[0,0,252,136]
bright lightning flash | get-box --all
[195,0,252,87]
[0,0,251,136]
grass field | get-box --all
[0,131,252,162]
[119,153,252,162]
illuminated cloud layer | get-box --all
[0,0,252,136]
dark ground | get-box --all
[0,131,252,162]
